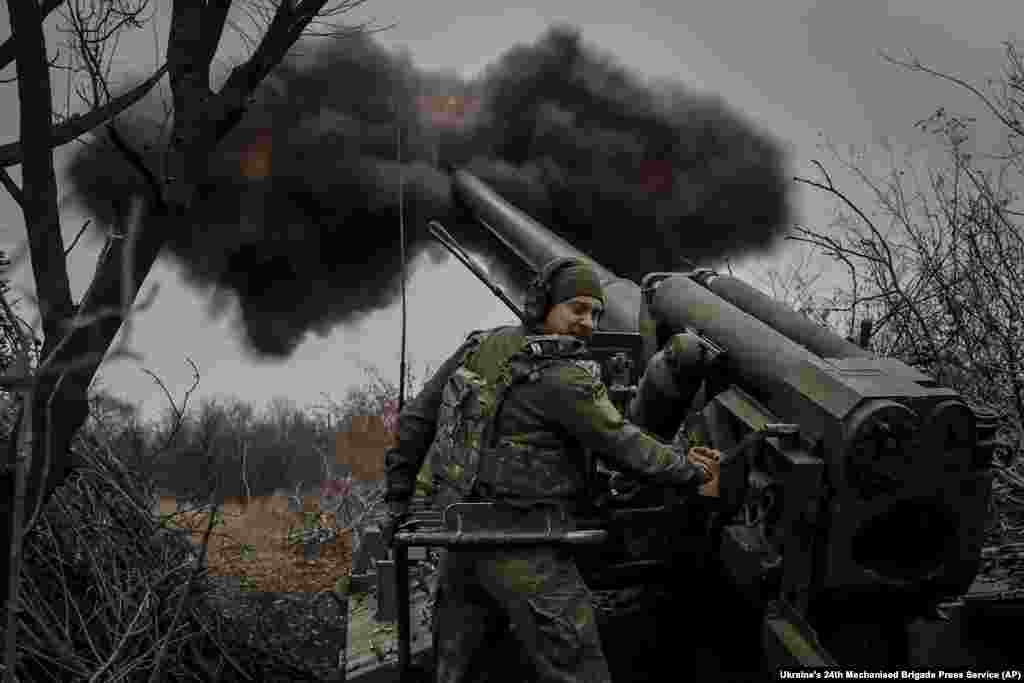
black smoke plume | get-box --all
[67,26,792,357]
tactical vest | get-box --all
[426,328,591,508]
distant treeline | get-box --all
[76,369,410,501]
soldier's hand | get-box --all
[687,446,721,498]
[383,500,411,547]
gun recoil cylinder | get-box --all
[648,274,835,419]
[690,270,872,360]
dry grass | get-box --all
[157,495,355,593]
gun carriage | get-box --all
[362,169,998,681]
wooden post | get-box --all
[240,440,250,507]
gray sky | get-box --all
[0,0,1020,422]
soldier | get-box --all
[384,256,719,683]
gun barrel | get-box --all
[693,271,872,360]
[453,170,643,332]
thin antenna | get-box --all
[397,107,408,412]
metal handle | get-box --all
[720,423,799,467]
[393,529,608,547]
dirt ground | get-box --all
[157,494,354,593]
[156,494,359,679]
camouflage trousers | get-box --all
[432,546,612,683]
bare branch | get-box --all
[143,358,201,458]
[0,64,168,169]
[199,0,233,75]
[63,220,91,257]
[104,123,162,207]
[7,0,75,359]
[796,154,944,363]
[881,49,1024,139]
[0,0,65,73]
[215,1,333,115]
[0,169,23,208]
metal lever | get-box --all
[703,423,800,551]
[720,423,799,467]
[393,529,608,547]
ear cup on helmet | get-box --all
[524,256,588,324]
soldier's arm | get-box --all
[542,363,707,487]
[384,335,480,503]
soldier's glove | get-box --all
[687,446,722,498]
[383,500,411,547]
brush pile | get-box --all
[1,413,329,682]
[980,428,1024,591]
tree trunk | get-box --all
[0,210,168,629]
[0,0,339,661]
[1,0,80,653]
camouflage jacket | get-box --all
[384,324,706,507]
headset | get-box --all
[523,256,594,325]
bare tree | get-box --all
[0,0,377,664]
[747,245,845,331]
[792,40,1024,443]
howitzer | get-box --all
[359,169,998,681]
[454,169,997,664]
